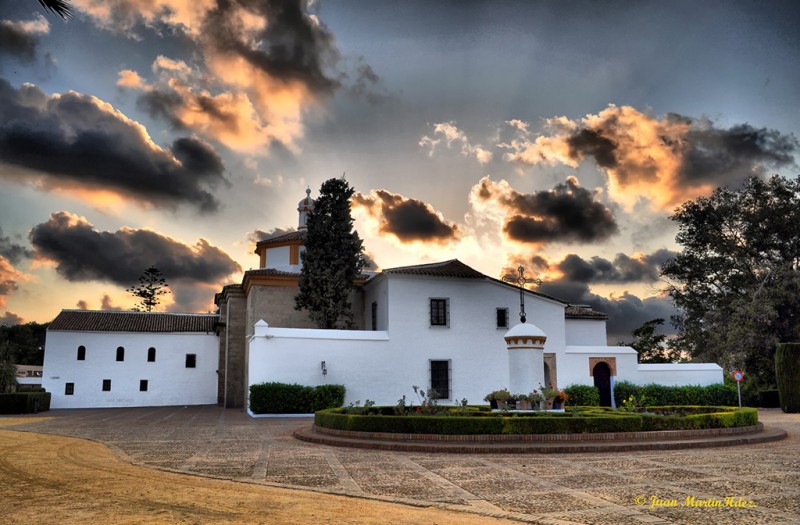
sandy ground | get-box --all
[0,418,516,525]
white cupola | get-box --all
[298,187,315,230]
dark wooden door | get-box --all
[593,362,612,407]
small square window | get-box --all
[116,346,125,361]
[496,308,509,328]
[140,380,148,392]
[430,298,449,327]
[102,379,111,392]
[147,347,156,362]
[65,382,74,395]
[185,354,196,368]
[77,346,86,360]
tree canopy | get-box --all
[662,175,800,393]
[625,318,682,364]
[295,177,366,328]
[127,266,171,312]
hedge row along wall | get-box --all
[315,406,758,435]
[562,382,739,407]
[0,392,51,414]
[775,343,800,413]
[249,382,345,414]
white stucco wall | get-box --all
[628,363,724,386]
[43,330,218,408]
[565,318,608,345]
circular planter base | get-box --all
[294,423,787,454]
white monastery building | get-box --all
[44,190,722,410]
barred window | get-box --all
[140,380,148,392]
[65,382,74,395]
[185,354,196,368]
[430,298,449,327]
[430,360,451,400]
[496,308,509,328]
[102,379,111,392]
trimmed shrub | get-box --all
[564,385,600,406]
[758,390,781,408]
[249,382,345,414]
[614,382,738,407]
[314,406,756,435]
[702,384,739,406]
[775,343,800,413]
[0,392,51,414]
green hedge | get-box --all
[315,405,756,435]
[0,392,51,414]
[249,382,345,414]
[563,385,600,406]
[612,381,738,407]
[776,343,800,413]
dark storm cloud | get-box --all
[566,128,618,169]
[247,227,297,244]
[0,311,23,325]
[353,190,459,243]
[29,212,241,285]
[0,279,17,297]
[476,177,617,244]
[681,122,798,183]
[537,280,678,341]
[557,249,677,284]
[0,18,44,62]
[0,79,227,213]
[202,0,339,95]
[0,227,34,265]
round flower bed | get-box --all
[314,406,758,435]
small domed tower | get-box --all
[298,187,315,230]
[253,188,315,272]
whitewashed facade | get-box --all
[248,260,723,408]
[43,312,218,409]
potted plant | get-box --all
[484,388,511,410]
[516,393,532,410]
[541,384,560,410]
[529,389,545,410]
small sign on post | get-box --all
[733,370,744,407]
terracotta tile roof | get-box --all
[383,259,486,279]
[244,268,301,277]
[49,310,219,333]
[254,230,306,252]
[565,304,608,320]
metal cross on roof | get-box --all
[503,265,542,323]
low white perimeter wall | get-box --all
[559,347,723,388]
[44,330,218,409]
[629,363,724,386]
[248,323,512,408]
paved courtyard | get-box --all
[6,407,799,524]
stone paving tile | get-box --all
[5,407,799,524]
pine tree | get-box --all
[127,267,170,312]
[295,177,366,328]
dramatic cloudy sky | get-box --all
[1,1,798,341]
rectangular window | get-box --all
[430,298,449,327]
[77,346,86,360]
[116,346,125,361]
[430,360,451,400]
[371,301,378,331]
[102,379,111,392]
[496,308,509,328]
[140,380,148,392]
[65,382,74,395]
[147,347,156,362]
[185,354,196,368]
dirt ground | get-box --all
[0,419,516,525]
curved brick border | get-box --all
[294,423,787,453]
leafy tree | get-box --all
[295,177,366,328]
[625,318,682,364]
[0,341,19,394]
[127,267,171,312]
[662,175,800,394]
[0,322,47,366]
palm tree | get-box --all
[36,0,73,20]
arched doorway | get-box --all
[593,362,612,407]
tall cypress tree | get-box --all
[295,177,366,328]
